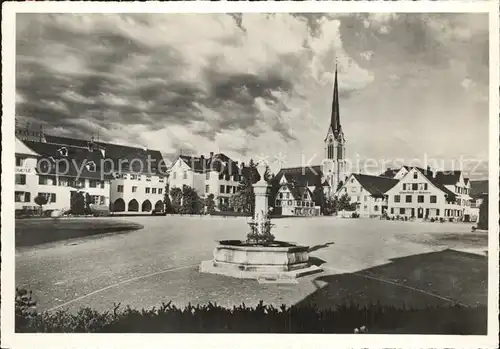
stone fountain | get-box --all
[199,161,322,280]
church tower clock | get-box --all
[322,66,346,197]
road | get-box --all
[15,216,487,313]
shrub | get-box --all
[440,217,445,223]
[351,212,360,219]
[430,217,435,223]
[15,293,487,334]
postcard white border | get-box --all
[2,1,499,349]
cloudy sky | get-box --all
[16,13,489,178]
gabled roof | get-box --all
[23,140,114,180]
[352,173,398,197]
[177,153,240,175]
[282,184,313,201]
[417,169,457,201]
[44,135,94,148]
[379,168,400,179]
[275,165,325,187]
[39,134,168,175]
[434,171,462,186]
[469,180,488,197]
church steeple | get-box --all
[330,65,341,135]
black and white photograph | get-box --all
[1,2,499,349]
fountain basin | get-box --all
[199,240,323,280]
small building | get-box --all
[273,167,323,216]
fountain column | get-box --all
[253,162,270,234]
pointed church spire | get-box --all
[330,64,341,134]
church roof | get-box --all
[352,173,398,197]
[275,165,325,187]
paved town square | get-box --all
[16,216,487,314]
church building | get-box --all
[273,66,347,215]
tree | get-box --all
[233,159,259,214]
[84,193,92,215]
[228,191,246,212]
[34,194,48,215]
[478,195,488,230]
[180,186,202,214]
[338,193,356,211]
[70,192,85,215]
[169,187,182,214]
[164,183,172,213]
[204,193,216,214]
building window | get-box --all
[132,186,137,193]
[16,156,25,167]
[152,188,157,194]
[15,191,30,202]
[219,173,224,180]
[400,208,405,214]
[288,200,292,206]
[233,186,236,194]
[205,185,209,193]
[276,200,281,207]
[206,172,210,180]
[146,175,152,182]
[86,161,96,172]
[117,185,124,192]
[430,195,437,203]
[412,183,418,191]
[394,195,400,203]
[159,176,164,183]
[279,193,283,199]
[405,195,412,203]
[413,172,418,179]
[390,208,394,214]
[158,188,163,195]
[374,206,379,211]
[100,181,105,189]
[417,195,424,203]
[351,187,357,193]
[15,174,26,185]
[286,193,290,199]
[436,209,440,216]
[183,171,187,179]
[220,185,224,193]
[130,174,137,180]
[39,176,55,185]
[89,180,98,188]
[145,187,151,194]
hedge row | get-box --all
[16,290,486,334]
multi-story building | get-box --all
[168,152,242,207]
[336,173,398,217]
[15,137,112,212]
[42,135,168,214]
[385,167,477,221]
[15,124,168,215]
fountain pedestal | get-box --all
[199,162,322,280]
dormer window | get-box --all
[85,161,96,172]
[58,147,68,157]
